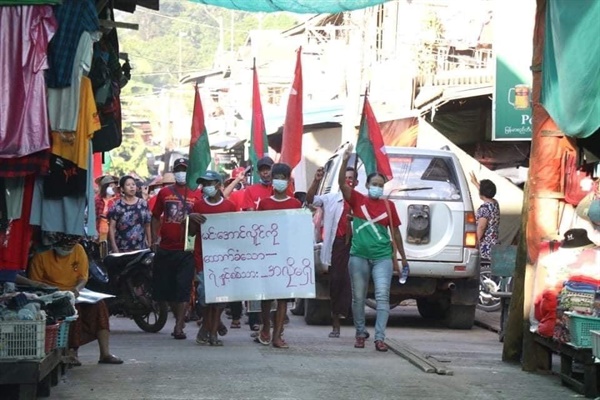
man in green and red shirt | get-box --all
[151,158,202,340]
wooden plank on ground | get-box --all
[386,339,454,375]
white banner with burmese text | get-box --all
[200,209,315,303]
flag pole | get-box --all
[353,87,369,174]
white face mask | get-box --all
[174,172,187,184]
[55,247,74,257]
[272,179,289,193]
[106,187,115,196]
[202,185,218,198]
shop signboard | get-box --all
[492,0,536,140]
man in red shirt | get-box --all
[242,156,275,211]
[188,170,237,346]
[151,158,202,340]
[255,163,302,349]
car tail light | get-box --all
[464,211,477,248]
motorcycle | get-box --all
[477,261,506,312]
[81,240,168,333]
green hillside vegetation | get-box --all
[111,0,299,178]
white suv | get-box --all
[305,144,480,329]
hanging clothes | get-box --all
[0,150,50,178]
[0,6,56,158]
[47,31,94,132]
[30,148,97,237]
[4,178,25,219]
[0,175,35,271]
[46,0,99,88]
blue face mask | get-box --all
[368,186,384,199]
[272,179,288,193]
[202,185,218,198]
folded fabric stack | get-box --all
[554,280,600,343]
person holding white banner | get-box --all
[338,147,409,352]
[255,163,302,349]
[188,171,237,346]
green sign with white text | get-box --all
[493,1,535,140]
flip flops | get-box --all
[98,355,124,364]
[172,331,187,340]
[230,320,241,329]
[253,331,271,345]
[272,339,289,349]
[218,323,228,336]
[328,330,340,338]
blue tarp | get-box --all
[189,0,389,13]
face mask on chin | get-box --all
[54,247,74,257]
[368,186,384,199]
[174,172,187,185]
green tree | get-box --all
[109,131,150,179]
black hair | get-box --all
[366,172,386,184]
[119,175,135,188]
[479,179,497,198]
[271,163,292,179]
[100,182,111,198]
[346,167,358,179]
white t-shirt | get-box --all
[47,31,94,132]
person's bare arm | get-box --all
[108,219,119,253]
[338,147,353,202]
[144,223,152,248]
[15,274,52,289]
[187,213,207,236]
[306,168,324,204]
[72,278,87,298]
[469,171,480,190]
[392,226,408,267]
[151,216,161,247]
[223,171,245,198]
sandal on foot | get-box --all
[375,340,388,352]
[196,330,209,345]
[172,331,187,340]
[218,322,228,336]
[253,331,271,345]
[250,324,260,331]
[354,337,365,349]
[272,339,289,349]
[328,330,340,338]
[209,335,223,347]
[230,320,241,329]
[98,355,123,364]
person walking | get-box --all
[151,158,202,340]
[188,170,237,346]
[338,147,408,352]
[108,175,152,253]
[94,175,118,242]
[255,163,302,349]
[306,166,357,338]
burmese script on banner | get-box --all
[199,209,315,303]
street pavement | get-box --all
[48,306,578,400]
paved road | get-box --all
[48,306,575,400]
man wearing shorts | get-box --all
[151,158,202,339]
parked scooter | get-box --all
[477,261,503,312]
[81,239,168,333]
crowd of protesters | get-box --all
[72,151,408,356]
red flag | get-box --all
[356,95,393,181]
[280,47,303,169]
[249,59,268,183]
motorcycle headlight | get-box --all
[142,254,154,265]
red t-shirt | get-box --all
[227,189,245,211]
[348,190,401,228]
[335,202,351,238]
[152,184,202,250]
[192,197,237,272]
[242,183,273,210]
[257,196,302,211]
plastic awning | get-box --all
[188,0,389,13]
[541,0,600,139]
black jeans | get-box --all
[229,301,242,320]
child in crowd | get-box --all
[188,170,237,346]
[255,163,302,349]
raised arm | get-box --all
[338,147,353,202]
[306,167,324,205]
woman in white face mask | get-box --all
[337,146,409,353]
[95,175,118,242]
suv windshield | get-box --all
[381,154,462,201]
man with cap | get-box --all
[151,158,202,340]
[241,157,275,211]
[188,170,237,346]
